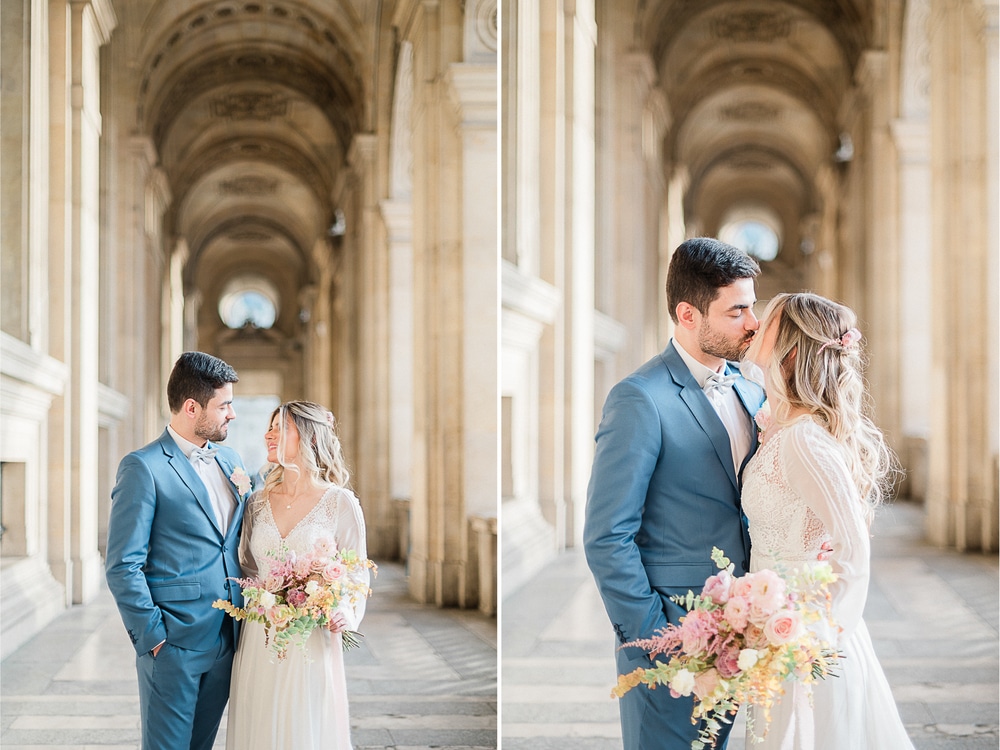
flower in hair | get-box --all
[326,411,335,428]
[818,327,862,354]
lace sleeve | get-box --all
[779,421,871,636]
[332,487,370,631]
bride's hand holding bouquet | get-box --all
[214,537,376,660]
[612,548,841,749]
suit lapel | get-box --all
[159,431,224,537]
[663,345,740,491]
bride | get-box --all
[226,401,370,750]
[740,292,914,749]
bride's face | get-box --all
[265,413,300,464]
[744,310,781,372]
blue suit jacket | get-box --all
[584,340,765,654]
[105,430,249,655]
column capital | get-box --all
[445,63,497,126]
[379,199,414,243]
[70,0,118,44]
[348,133,378,172]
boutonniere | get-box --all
[754,400,773,442]
[230,467,252,497]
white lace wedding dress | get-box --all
[226,485,369,750]
[741,416,914,750]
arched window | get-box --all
[219,276,279,329]
[719,207,783,262]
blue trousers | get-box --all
[136,628,234,750]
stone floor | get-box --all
[1,562,497,749]
[501,501,999,749]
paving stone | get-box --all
[501,501,999,750]
[0,562,497,749]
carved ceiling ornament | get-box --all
[138,1,362,136]
[218,175,279,196]
[710,11,792,43]
[719,102,781,122]
[229,230,273,242]
[211,92,289,120]
[729,155,773,171]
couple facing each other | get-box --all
[105,352,369,750]
[584,237,915,749]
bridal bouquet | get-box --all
[213,539,376,660]
[612,548,841,748]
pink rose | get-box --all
[731,575,753,599]
[714,643,742,679]
[322,562,346,582]
[702,570,733,605]
[763,609,805,645]
[692,667,721,699]
[746,570,787,625]
[723,595,750,632]
[286,589,307,607]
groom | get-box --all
[584,238,765,749]
[106,351,250,750]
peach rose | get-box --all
[763,609,805,646]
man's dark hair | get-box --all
[166,351,239,412]
[665,237,760,323]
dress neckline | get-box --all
[266,484,337,540]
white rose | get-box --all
[258,590,277,608]
[737,648,760,671]
[305,580,321,595]
[669,668,696,696]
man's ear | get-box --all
[675,301,699,331]
[182,398,200,418]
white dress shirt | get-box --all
[673,339,753,475]
[167,425,236,535]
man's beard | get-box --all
[195,414,229,443]
[698,323,754,363]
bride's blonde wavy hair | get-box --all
[261,401,351,500]
[749,292,896,522]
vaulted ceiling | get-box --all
[130,0,376,337]
[637,0,875,267]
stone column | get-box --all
[445,62,497,508]
[128,141,170,439]
[562,0,597,549]
[397,1,497,606]
[379,200,413,559]
[891,119,931,500]
[856,50,903,453]
[47,0,116,605]
[381,39,416,560]
[348,133,392,560]
[927,0,997,551]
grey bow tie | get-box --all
[190,446,219,464]
[703,372,739,395]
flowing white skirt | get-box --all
[226,620,353,750]
[748,620,915,750]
